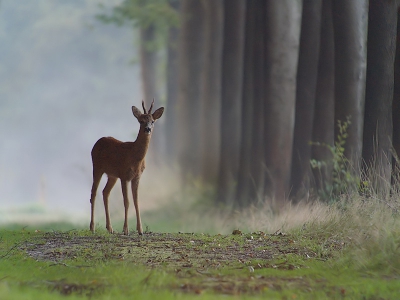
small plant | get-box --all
[311,117,364,202]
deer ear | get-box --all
[152,107,164,120]
[132,106,142,119]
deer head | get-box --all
[131,99,164,135]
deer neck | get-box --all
[133,128,152,160]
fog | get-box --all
[0,1,146,222]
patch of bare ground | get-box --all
[46,279,105,297]
[20,230,342,296]
[177,275,319,296]
[23,231,319,267]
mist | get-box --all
[0,1,145,222]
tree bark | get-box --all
[311,0,335,198]
[176,0,205,178]
[263,0,302,208]
[140,25,159,107]
[332,0,368,175]
[217,0,246,204]
[165,0,180,164]
[290,0,322,200]
[392,7,400,189]
[236,0,260,207]
[200,0,224,184]
[363,0,398,197]
[247,0,266,205]
[140,24,163,163]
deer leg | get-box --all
[131,179,143,235]
[90,170,103,233]
[103,176,117,233]
[121,180,130,235]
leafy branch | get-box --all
[97,0,179,51]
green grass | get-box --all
[1,192,399,299]
[1,213,399,300]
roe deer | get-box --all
[90,100,164,235]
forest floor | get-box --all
[1,220,399,299]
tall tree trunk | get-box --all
[392,7,400,190]
[363,0,398,197]
[263,0,302,208]
[236,0,259,207]
[311,0,335,199]
[177,0,205,179]
[140,25,163,163]
[165,0,180,165]
[247,0,266,205]
[140,25,159,108]
[290,0,322,200]
[217,0,246,204]
[200,0,224,185]
[332,0,368,177]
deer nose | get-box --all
[144,127,152,134]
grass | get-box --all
[1,193,400,299]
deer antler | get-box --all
[141,100,147,114]
[148,99,155,114]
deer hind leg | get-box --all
[103,176,117,233]
[90,170,103,233]
[121,180,130,235]
[131,178,143,235]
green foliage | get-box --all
[311,117,363,201]
[97,0,179,51]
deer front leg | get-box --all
[131,178,143,235]
[90,170,102,233]
[121,180,130,235]
[103,176,117,233]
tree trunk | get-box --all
[176,0,205,178]
[140,24,163,163]
[363,0,398,197]
[311,0,335,198]
[263,0,302,208]
[200,0,224,185]
[165,0,180,165]
[332,0,368,175]
[236,0,259,207]
[247,0,266,205]
[217,0,246,204]
[290,0,322,200]
[392,7,400,190]
[140,25,159,107]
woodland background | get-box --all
[102,0,400,208]
[1,0,400,220]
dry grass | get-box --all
[139,178,400,274]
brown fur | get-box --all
[89,100,164,235]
